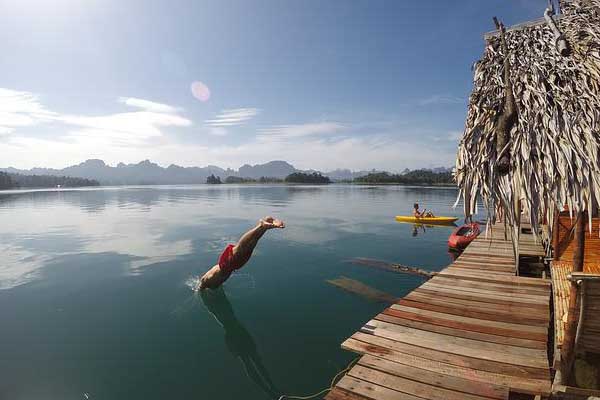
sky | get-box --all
[0,0,544,171]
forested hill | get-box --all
[0,172,99,190]
[353,170,454,185]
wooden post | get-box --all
[544,2,570,56]
[492,17,517,176]
[552,208,561,260]
[560,211,586,383]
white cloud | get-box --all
[57,111,191,143]
[256,122,344,142]
[207,127,228,136]
[0,87,457,171]
[0,87,191,151]
[118,97,181,114]
[0,88,56,133]
[205,108,259,127]
[418,94,464,106]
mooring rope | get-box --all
[277,357,360,400]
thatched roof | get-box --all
[456,0,600,243]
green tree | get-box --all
[0,172,15,189]
[285,172,331,184]
[206,174,222,184]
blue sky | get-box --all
[1,0,543,171]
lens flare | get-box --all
[190,81,211,102]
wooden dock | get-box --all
[327,225,552,400]
[551,215,600,357]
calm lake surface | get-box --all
[0,184,464,400]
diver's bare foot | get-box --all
[260,216,285,229]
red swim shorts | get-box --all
[218,244,237,274]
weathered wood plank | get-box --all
[362,319,548,368]
[402,293,550,325]
[358,354,509,400]
[375,313,545,349]
[344,333,550,382]
[336,375,424,400]
[437,268,550,287]
[327,276,398,304]
[388,303,547,340]
[421,282,549,304]
[450,262,516,273]
[349,364,496,400]
[415,287,549,310]
[429,276,550,296]
[325,387,372,400]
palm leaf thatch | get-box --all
[456,0,600,256]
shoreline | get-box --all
[0,182,458,193]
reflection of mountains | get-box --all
[0,186,326,213]
[201,288,280,399]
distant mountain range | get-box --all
[1,159,452,185]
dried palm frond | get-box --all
[456,0,600,255]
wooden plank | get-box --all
[344,333,551,384]
[450,263,514,272]
[415,287,549,310]
[437,269,550,287]
[422,281,549,304]
[358,354,509,400]
[458,255,516,264]
[349,364,496,400]
[406,290,549,319]
[455,257,516,265]
[403,293,550,325]
[391,303,547,335]
[447,266,515,276]
[387,304,547,341]
[429,276,550,296]
[362,319,548,368]
[336,375,424,400]
[450,262,515,273]
[458,251,515,259]
[375,313,545,349]
[327,276,398,304]
[326,387,372,400]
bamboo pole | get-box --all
[560,211,586,384]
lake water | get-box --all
[0,184,464,400]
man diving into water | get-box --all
[196,216,285,290]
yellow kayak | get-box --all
[395,215,458,224]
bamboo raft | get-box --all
[326,225,552,400]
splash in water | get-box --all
[184,272,255,293]
[185,276,201,291]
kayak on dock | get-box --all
[448,222,481,249]
[395,215,458,224]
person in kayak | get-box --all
[195,216,285,290]
[413,203,435,218]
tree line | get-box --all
[353,170,453,185]
[0,172,99,189]
[205,170,452,185]
[207,172,331,184]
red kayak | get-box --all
[448,223,480,249]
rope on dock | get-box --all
[278,357,359,400]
